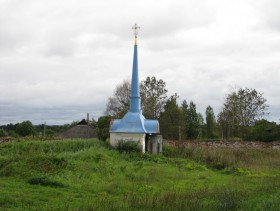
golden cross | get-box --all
[132,23,140,38]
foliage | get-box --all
[159,98,205,140]
[97,115,111,141]
[159,94,185,140]
[181,100,189,138]
[105,80,131,118]
[0,123,17,131]
[141,76,168,119]
[0,129,8,137]
[185,101,200,139]
[243,119,280,142]
[63,121,80,130]
[15,120,36,137]
[45,129,55,137]
[116,140,142,153]
[7,130,18,138]
[206,105,218,139]
[218,88,269,138]
[197,113,205,139]
[105,76,168,119]
[90,118,97,128]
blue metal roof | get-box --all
[110,112,160,134]
[144,119,160,134]
[110,37,160,134]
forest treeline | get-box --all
[102,76,279,142]
[0,121,78,139]
[1,76,279,142]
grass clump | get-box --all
[28,177,65,187]
[27,155,67,173]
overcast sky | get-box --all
[0,0,279,125]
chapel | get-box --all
[109,24,162,153]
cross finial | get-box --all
[132,23,140,38]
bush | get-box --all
[0,129,8,137]
[116,140,142,153]
[243,120,280,142]
[97,116,111,141]
[15,121,36,137]
[97,128,109,141]
[28,177,65,187]
[7,130,18,138]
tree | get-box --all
[205,106,218,139]
[159,94,185,140]
[186,101,200,139]
[141,76,168,119]
[97,115,112,141]
[197,113,205,139]
[15,121,36,137]
[218,88,269,138]
[1,123,17,131]
[105,76,168,119]
[217,109,231,139]
[105,80,131,118]
[90,118,97,128]
[181,100,189,137]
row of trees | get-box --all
[0,121,37,137]
[0,121,72,138]
[157,94,217,140]
[0,118,111,141]
[1,76,276,142]
[103,76,276,141]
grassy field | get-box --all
[0,139,280,210]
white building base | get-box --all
[110,132,145,153]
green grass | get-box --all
[0,139,280,210]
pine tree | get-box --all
[159,94,184,140]
[205,105,218,139]
[186,101,200,139]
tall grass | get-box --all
[163,144,280,173]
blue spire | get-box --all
[129,41,141,113]
[109,24,160,135]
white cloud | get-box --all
[0,0,280,125]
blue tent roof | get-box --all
[110,112,159,134]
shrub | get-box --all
[97,128,109,141]
[28,177,65,187]
[116,140,142,153]
[97,116,111,141]
[243,119,280,142]
[0,129,8,137]
[15,121,36,137]
[7,130,18,138]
